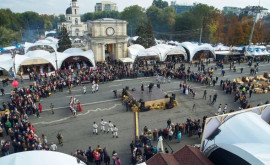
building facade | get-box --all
[87,18,128,62]
[222,6,242,16]
[58,0,87,37]
[95,1,118,12]
[170,1,194,15]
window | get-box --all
[75,9,77,15]
[75,18,78,25]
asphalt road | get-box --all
[1,61,270,164]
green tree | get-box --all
[57,26,71,52]
[135,19,155,48]
[0,27,20,46]
[121,5,147,36]
[152,0,168,9]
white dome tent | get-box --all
[180,42,216,61]
[0,54,13,75]
[128,44,145,60]
[59,48,96,68]
[201,104,270,165]
[0,151,86,165]
[15,50,57,73]
[14,48,96,74]
[163,45,187,61]
[245,45,270,56]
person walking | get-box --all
[212,93,217,105]
[36,108,40,118]
[113,125,118,138]
[93,122,98,135]
[223,104,228,114]
[177,131,181,143]
[38,103,42,113]
[107,121,114,134]
[93,150,101,165]
[100,119,106,133]
[203,90,207,100]
[83,85,86,94]
[221,69,225,76]
[50,103,54,114]
[249,89,253,98]
[0,88,5,96]
[216,104,222,115]
[78,101,82,112]
[192,104,196,112]
[57,132,63,146]
[103,147,110,165]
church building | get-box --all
[58,0,87,37]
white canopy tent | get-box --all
[0,151,86,165]
[180,42,216,61]
[119,57,134,63]
[214,44,230,51]
[60,48,96,67]
[24,37,59,53]
[15,50,57,73]
[245,45,270,56]
[202,104,270,165]
[14,48,96,74]
[0,54,13,73]
[163,46,187,61]
[128,44,145,60]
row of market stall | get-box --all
[1,37,269,75]
[127,42,216,63]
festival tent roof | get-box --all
[15,50,57,73]
[119,57,134,63]
[0,54,13,72]
[164,46,187,61]
[58,48,96,67]
[180,42,216,61]
[24,37,58,53]
[0,151,86,165]
[202,106,270,165]
[245,45,270,56]
[136,44,175,61]
[128,44,145,60]
[214,44,230,51]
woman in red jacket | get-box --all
[38,103,42,113]
[93,150,101,165]
[78,101,82,112]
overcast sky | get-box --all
[1,0,270,14]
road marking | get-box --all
[166,85,208,93]
[66,89,81,92]
[42,98,121,111]
[113,77,152,82]
[32,104,121,125]
[65,94,82,97]
[109,84,122,87]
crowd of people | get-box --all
[0,56,269,164]
[71,145,121,165]
[130,117,206,164]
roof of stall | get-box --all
[180,42,216,61]
[202,104,270,165]
[14,48,95,73]
[0,54,13,72]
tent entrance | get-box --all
[61,56,93,70]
